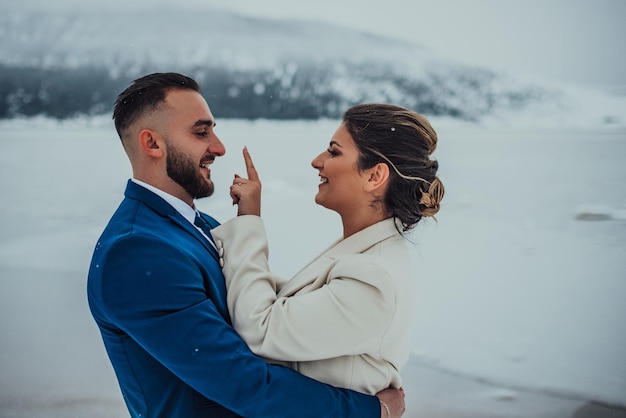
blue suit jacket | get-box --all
[87,180,379,418]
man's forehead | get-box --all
[164,89,213,119]
[165,88,204,105]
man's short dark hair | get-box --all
[113,72,200,138]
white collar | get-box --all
[131,178,197,225]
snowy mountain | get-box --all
[1,9,624,128]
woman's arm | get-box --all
[211,216,395,362]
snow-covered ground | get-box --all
[0,117,625,417]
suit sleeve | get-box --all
[95,234,380,418]
[211,216,395,362]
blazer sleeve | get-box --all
[95,233,380,418]
[211,216,396,362]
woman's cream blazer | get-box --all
[211,216,416,395]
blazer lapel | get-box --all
[323,218,400,258]
[279,256,336,296]
[170,212,220,262]
[279,218,401,296]
[124,180,220,262]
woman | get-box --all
[211,103,444,396]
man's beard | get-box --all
[165,141,214,199]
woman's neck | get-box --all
[341,207,389,239]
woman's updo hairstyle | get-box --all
[343,103,444,232]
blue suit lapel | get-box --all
[171,212,221,262]
[124,180,220,262]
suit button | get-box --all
[219,247,224,257]
[216,240,223,249]
[219,258,224,268]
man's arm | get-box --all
[97,235,399,417]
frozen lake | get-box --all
[0,117,625,417]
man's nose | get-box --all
[210,134,226,156]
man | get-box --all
[87,72,405,417]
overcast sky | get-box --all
[3,0,625,88]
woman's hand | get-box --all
[230,147,262,217]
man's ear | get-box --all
[138,129,165,158]
[364,162,390,193]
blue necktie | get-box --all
[194,212,221,263]
[194,212,215,241]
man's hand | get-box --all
[376,387,405,418]
[230,146,262,216]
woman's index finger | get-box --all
[243,146,259,181]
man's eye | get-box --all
[196,131,209,137]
